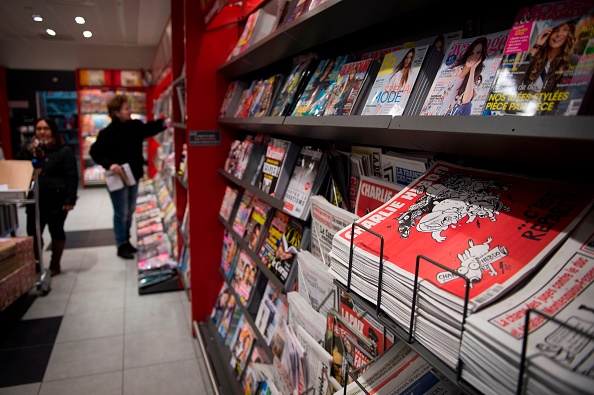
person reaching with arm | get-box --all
[90,94,167,259]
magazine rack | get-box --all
[339,222,478,393]
[136,174,182,295]
[297,258,336,314]
[516,308,594,395]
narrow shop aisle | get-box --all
[0,187,215,395]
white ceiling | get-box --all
[0,0,171,71]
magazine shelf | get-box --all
[218,116,286,134]
[171,0,594,392]
[218,266,275,362]
[198,320,245,395]
[217,0,442,79]
[334,280,481,395]
[218,115,594,169]
[219,214,286,292]
[217,167,286,213]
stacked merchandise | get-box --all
[329,161,594,370]
[199,0,594,394]
[136,175,180,294]
[291,55,354,116]
[321,58,381,116]
[269,54,316,117]
[460,208,594,395]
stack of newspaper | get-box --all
[328,161,594,369]
[309,195,359,267]
[338,341,461,395]
[460,208,594,395]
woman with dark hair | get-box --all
[16,117,78,276]
[387,47,416,89]
[441,36,488,116]
[520,20,577,94]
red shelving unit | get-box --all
[171,0,241,327]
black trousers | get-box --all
[26,204,68,252]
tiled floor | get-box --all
[0,187,215,395]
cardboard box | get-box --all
[0,160,34,200]
[0,236,36,311]
[0,260,36,311]
[0,238,18,262]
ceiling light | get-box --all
[33,15,43,22]
[46,29,56,36]
[75,16,85,24]
[83,30,92,38]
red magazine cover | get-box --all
[334,161,594,311]
[339,291,395,355]
[354,175,404,218]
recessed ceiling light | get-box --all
[83,30,92,38]
[46,29,56,36]
[75,16,85,24]
[33,15,43,22]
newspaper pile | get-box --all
[329,161,594,369]
[460,208,594,395]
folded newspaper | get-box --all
[104,163,136,191]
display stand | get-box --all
[336,221,478,394]
[170,0,594,393]
[0,162,51,296]
[517,309,594,395]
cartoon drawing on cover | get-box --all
[436,237,509,287]
[396,173,510,242]
[535,316,594,377]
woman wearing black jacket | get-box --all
[89,95,166,259]
[16,117,78,276]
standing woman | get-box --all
[90,95,167,259]
[16,118,78,276]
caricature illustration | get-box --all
[397,173,510,242]
[436,237,508,286]
[535,316,594,377]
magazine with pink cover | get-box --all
[484,0,594,116]
[333,161,594,312]
[229,316,257,377]
[232,250,259,304]
[219,186,239,221]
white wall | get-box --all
[0,39,156,71]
